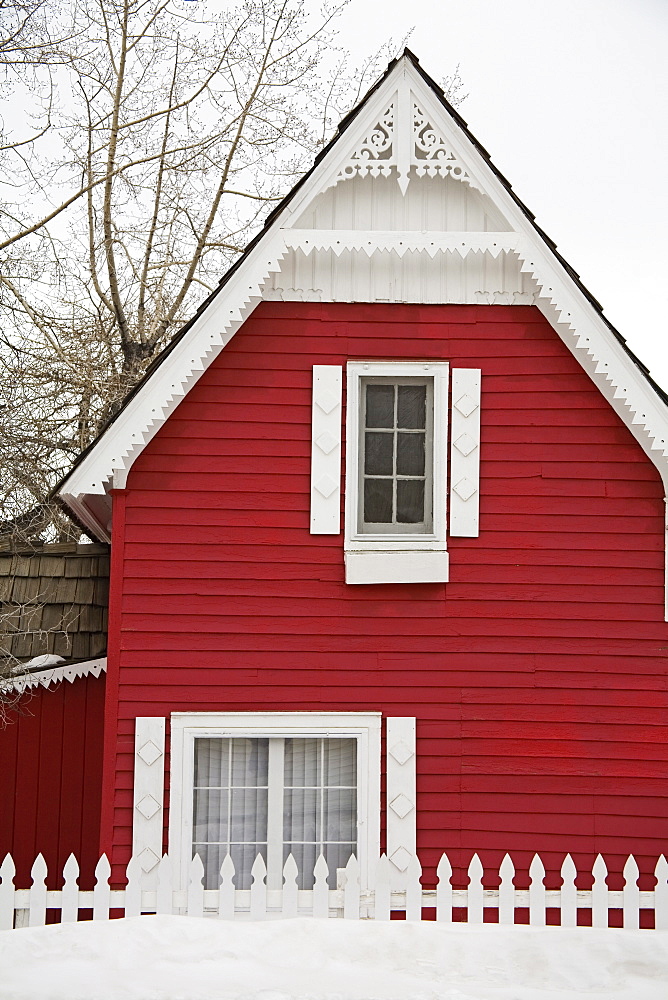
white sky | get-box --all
[327,0,668,389]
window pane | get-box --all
[396,432,425,476]
[397,480,425,523]
[284,788,318,841]
[364,479,392,522]
[324,788,357,841]
[397,385,426,429]
[364,431,393,475]
[365,384,394,427]
[284,738,319,786]
[285,842,317,889]
[230,787,268,841]
[230,843,266,891]
[194,843,229,892]
[230,737,268,786]
[194,738,229,787]
[193,788,227,843]
[324,843,356,886]
[322,738,356,786]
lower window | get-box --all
[170,713,381,893]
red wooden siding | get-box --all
[105,302,668,888]
[0,673,105,888]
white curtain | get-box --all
[193,736,357,890]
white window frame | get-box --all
[169,712,381,891]
[345,361,449,584]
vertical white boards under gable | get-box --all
[450,369,482,538]
[310,365,343,534]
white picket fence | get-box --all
[2,851,667,929]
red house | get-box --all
[11,50,668,904]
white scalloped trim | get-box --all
[1,656,107,694]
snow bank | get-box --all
[0,915,666,1000]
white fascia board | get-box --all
[58,224,294,507]
[58,53,668,527]
[0,656,107,694]
[407,69,668,477]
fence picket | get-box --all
[250,854,267,920]
[156,855,174,915]
[282,854,299,918]
[187,854,204,918]
[435,853,452,922]
[622,855,640,930]
[529,854,546,927]
[592,855,608,929]
[342,854,360,920]
[29,855,48,928]
[373,855,390,920]
[93,855,111,920]
[218,854,236,919]
[560,854,577,929]
[0,854,15,930]
[312,855,329,919]
[497,854,514,925]
[405,854,422,922]
[61,854,80,923]
[125,854,143,918]
[467,854,484,925]
[654,855,668,931]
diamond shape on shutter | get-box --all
[315,431,338,455]
[453,432,476,456]
[315,474,338,498]
[136,794,161,820]
[138,847,160,873]
[388,739,414,765]
[389,793,414,819]
[453,477,477,502]
[137,740,162,766]
[389,847,413,872]
[316,392,339,415]
[454,393,478,417]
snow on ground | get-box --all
[0,915,666,1000]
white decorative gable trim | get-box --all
[58,50,668,607]
[0,656,107,694]
[330,80,483,196]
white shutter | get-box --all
[386,717,416,887]
[133,717,166,886]
[450,368,481,537]
[310,365,343,534]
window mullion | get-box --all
[266,737,285,890]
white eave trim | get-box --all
[57,54,668,520]
[1,656,107,694]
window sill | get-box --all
[345,548,449,584]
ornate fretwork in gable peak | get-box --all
[336,102,395,183]
[331,84,483,196]
[412,102,470,183]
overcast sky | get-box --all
[326,0,668,388]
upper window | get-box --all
[170,712,381,895]
[360,379,433,534]
[345,362,449,584]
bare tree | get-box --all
[0,3,463,545]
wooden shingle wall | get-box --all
[0,542,109,668]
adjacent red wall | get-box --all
[104,302,668,890]
[0,673,105,888]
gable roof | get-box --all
[58,49,668,541]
